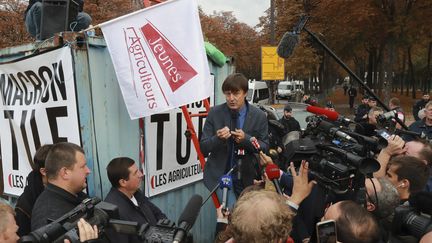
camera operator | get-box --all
[384,156,430,202]
[0,201,97,243]
[375,136,432,192]
[354,106,383,136]
[104,157,168,243]
[388,98,405,129]
[31,142,93,231]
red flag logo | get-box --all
[142,22,198,92]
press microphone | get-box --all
[306,105,339,121]
[219,175,232,211]
[265,163,283,195]
[250,137,261,152]
[317,119,358,143]
[173,194,203,243]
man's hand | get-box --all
[382,135,406,156]
[216,203,230,222]
[63,218,98,243]
[216,126,231,140]
[231,129,245,143]
[289,161,316,206]
[259,151,273,167]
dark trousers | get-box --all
[349,97,355,108]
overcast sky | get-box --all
[196,0,270,27]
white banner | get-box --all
[100,0,212,119]
[144,77,213,196]
[0,47,81,196]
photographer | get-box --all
[31,142,92,231]
[354,106,383,136]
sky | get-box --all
[196,0,270,28]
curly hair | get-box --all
[229,190,294,243]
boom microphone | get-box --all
[276,15,309,59]
[173,195,203,243]
[277,32,299,58]
[265,164,283,195]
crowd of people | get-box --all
[1,74,432,243]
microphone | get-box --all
[173,194,203,243]
[306,105,339,121]
[265,164,283,195]
[317,119,358,143]
[219,175,232,211]
[277,32,299,59]
[277,15,309,58]
[250,137,261,152]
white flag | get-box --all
[100,0,212,119]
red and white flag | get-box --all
[100,0,212,119]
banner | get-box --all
[100,0,212,119]
[144,76,214,196]
[0,47,81,196]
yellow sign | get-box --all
[261,46,285,80]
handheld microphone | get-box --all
[172,194,203,243]
[250,137,261,152]
[265,164,283,195]
[219,175,232,211]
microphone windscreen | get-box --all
[265,163,280,180]
[277,32,299,58]
[178,194,203,226]
[306,105,339,121]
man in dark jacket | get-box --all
[348,85,357,109]
[200,73,268,201]
[354,95,369,122]
[279,104,300,135]
[413,93,430,121]
[15,144,52,236]
[31,142,91,231]
[104,157,168,243]
[24,0,91,40]
[407,101,432,141]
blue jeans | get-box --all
[25,2,92,40]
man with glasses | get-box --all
[200,73,268,203]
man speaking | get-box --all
[200,73,268,204]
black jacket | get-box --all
[15,170,45,236]
[413,99,430,121]
[279,116,301,135]
[31,183,88,231]
[104,187,167,243]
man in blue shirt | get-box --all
[200,73,269,201]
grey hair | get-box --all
[370,177,400,219]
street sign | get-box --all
[261,46,285,80]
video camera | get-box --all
[20,194,202,243]
[392,192,432,240]
[284,115,381,196]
